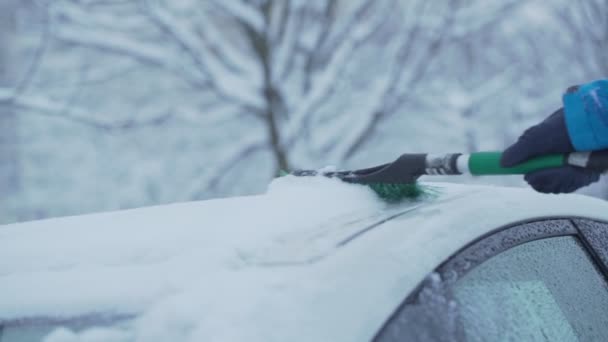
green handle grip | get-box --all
[468,152,565,175]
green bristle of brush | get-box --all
[367,182,426,202]
[281,169,433,202]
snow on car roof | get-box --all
[2,177,608,342]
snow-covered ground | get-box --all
[3,177,608,342]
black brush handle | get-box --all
[582,150,608,172]
[291,153,466,184]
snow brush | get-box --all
[290,151,608,202]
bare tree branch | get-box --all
[12,5,50,98]
[241,2,289,171]
[276,1,304,83]
[187,139,266,200]
[282,3,389,151]
[6,92,173,131]
[210,0,265,34]
[302,1,336,93]
[51,0,150,31]
[338,0,459,160]
[269,0,290,47]
[52,21,208,88]
[139,0,211,78]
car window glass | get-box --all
[453,236,608,342]
[376,235,608,342]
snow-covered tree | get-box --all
[25,0,472,168]
[8,0,476,206]
[4,0,608,223]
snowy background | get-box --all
[1,0,607,224]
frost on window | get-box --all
[452,236,608,342]
[376,236,608,342]
[375,273,464,342]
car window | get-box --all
[376,231,608,342]
[452,236,608,341]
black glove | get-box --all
[501,108,600,194]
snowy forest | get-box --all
[1,0,607,224]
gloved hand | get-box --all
[501,108,601,193]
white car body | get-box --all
[2,181,608,341]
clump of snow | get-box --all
[266,174,383,212]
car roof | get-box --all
[2,181,608,341]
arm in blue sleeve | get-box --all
[562,79,608,151]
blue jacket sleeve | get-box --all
[562,79,608,151]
